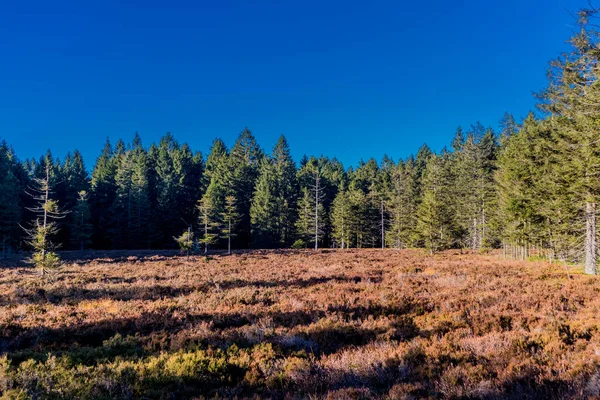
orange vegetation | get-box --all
[1,249,600,399]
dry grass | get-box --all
[1,249,600,399]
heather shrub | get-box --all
[1,249,599,398]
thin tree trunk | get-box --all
[481,201,485,249]
[341,212,345,249]
[381,199,385,249]
[41,166,50,276]
[314,174,319,251]
[204,220,208,255]
[585,201,596,275]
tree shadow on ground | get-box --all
[1,274,375,306]
[1,306,387,357]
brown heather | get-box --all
[1,249,600,399]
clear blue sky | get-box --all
[0,0,586,168]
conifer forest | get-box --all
[5,6,600,400]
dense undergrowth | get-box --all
[1,249,600,399]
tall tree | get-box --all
[0,140,24,257]
[221,195,240,255]
[90,139,117,249]
[296,159,326,250]
[154,133,181,247]
[251,135,298,248]
[331,186,352,248]
[250,158,278,247]
[271,135,299,246]
[416,154,456,253]
[130,137,152,249]
[451,124,499,251]
[70,190,93,251]
[229,128,262,247]
[197,196,219,254]
[538,8,600,274]
[387,159,418,249]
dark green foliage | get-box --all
[251,135,299,248]
[90,139,117,249]
[0,140,24,257]
[416,154,457,253]
[70,190,93,251]
[229,128,263,248]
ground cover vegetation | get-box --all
[2,249,600,399]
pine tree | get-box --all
[197,196,219,253]
[221,195,240,255]
[387,160,418,249]
[537,8,600,273]
[331,187,352,248]
[70,190,92,251]
[451,124,499,251]
[295,186,325,249]
[130,137,152,249]
[347,159,382,247]
[112,146,135,248]
[416,154,456,254]
[250,157,278,247]
[174,226,194,260]
[90,139,117,249]
[497,114,574,262]
[297,156,344,248]
[23,164,67,277]
[271,135,299,246]
[155,133,181,247]
[205,139,229,186]
[499,112,519,145]
[0,141,24,257]
[229,128,262,247]
[250,136,299,248]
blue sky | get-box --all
[0,0,586,168]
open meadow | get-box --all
[1,249,600,399]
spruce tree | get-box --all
[23,164,66,277]
[155,133,181,247]
[197,196,219,253]
[331,186,352,248]
[0,140,24,257]
[221,195,240,255]
[90,139,117,249]
[229,128,262,247]
[416,154,456,254]
[295,186,325,249]
[70,190,93,251]
[272,135,299,246]
[130,136,152,249]
[174,226,194,260]
[387,160,418,249]
[250,157,278,247]
[537,8,600,273]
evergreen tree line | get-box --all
[0,124,505,256]
[2,7,600,273]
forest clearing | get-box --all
[1,249,600,399]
